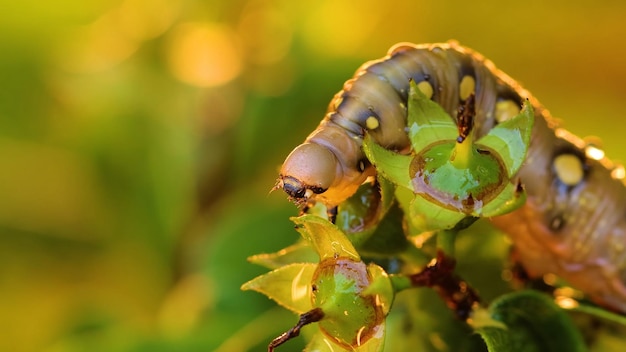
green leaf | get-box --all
[314,259,386,349]
[477,101,534,177]
[336,183,381,239]
[409,194,465,233]
[472,290,586,352]
[569,302,626,326]
[474,326,523,352]
[305,333,337,351]
[378,175,398,217]
[478,181,526,217]
[335,178,396,246]
[354,323,386,352]
[241,263,316,314]
[363,263,394,316]
[363,134,413,191]
[356,201,412,256]
[406,79,458,152]
[306,320,384,352]
[247,241,319,269]
[414,142,505,213]
[292,215,360,261]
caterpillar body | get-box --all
[276,42,626,314]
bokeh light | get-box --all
[166,22,242,87]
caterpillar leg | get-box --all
[326,206,337,223]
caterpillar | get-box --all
[276,42,626,314]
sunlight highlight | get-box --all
[166,23,242,87]
[292,265,311,303]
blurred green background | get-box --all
[1,0,625,351]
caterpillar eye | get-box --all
[280,176,329,200]
[281,176,307,199]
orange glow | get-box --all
[555,296,579,310]
[166,23,242,87]
[554,287,583,299]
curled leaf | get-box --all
[477,101,534,177]
[407,79,458,151]
[363,134,413,191]
[241,263,316,314]
[248,241,319,269]
[292,215,360,261]
[471,290,586,352]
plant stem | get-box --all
[451,133,473,169]
[437,229,457,258]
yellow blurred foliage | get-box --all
[0,0,625,351]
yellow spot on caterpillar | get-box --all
[495,100,520,122]
[459,75,475,101]
[554,154,584,186]
[417,80,433,99]
[365,116,379,130]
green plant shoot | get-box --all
[242,215,394,351]
[363,80,534,233]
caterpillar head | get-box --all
[274,143,373,208]
[276,143,337,207]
